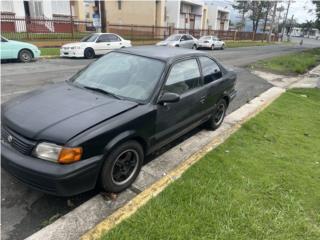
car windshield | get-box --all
[81,34,99,42]
[71,52,165,102]
[166,35,181,41]
[200,36,211,40]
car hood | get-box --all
[9,40,38,49]
[1,83,138,144]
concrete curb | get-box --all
[26,87,285,240]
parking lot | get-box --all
[1,38,319,240]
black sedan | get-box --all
[1,46,236,196]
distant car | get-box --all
[1,46,237,196]
[60,33,132,59]
[198,36,225,50]
[156,34,198,49]
[0,36,41,63]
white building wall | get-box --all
[166,0,180,27]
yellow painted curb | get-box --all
[81,87,285,240]
[81,124,240,240]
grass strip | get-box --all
[102,89,320,240]
[251,48,320,75]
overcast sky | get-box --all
[287,0,317,23]
[211,0,317,24]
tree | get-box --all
[312,0,320,29]
[262,1,273,33]
[232,1,250,31]
[249,1,264,33]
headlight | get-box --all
[34,142,83,164]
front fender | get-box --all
[103,130,138,155]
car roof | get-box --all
[116,46,208,62]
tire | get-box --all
[221,44,225,50]
[192,44,197,50]
[211,44,215,50]
[18,49,33,63]
[84,48,95,59]
[100,140,144,193]
[206,99,227,130]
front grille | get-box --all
[1,127,35,155]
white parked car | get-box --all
[197,36,225,50]
[156,34,198,49]
[60,33,132,59]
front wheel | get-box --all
[211,44,215,50]
[100,141,143,193]
[206,99,227,130]
[221,44,225,50]
[192,44,197,50]
[18,49,33,63]
[84,48,95,59]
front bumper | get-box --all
[1,142,103,196]
[34,49,41,58]
[60,49,84,58]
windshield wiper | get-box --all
[83,86,122,100]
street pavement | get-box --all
[1,37,319,240]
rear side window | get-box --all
[164,59,200,95]
[97,34,110,42]
[199,57,222,84]
[108,34,121,42]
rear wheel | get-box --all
[84,48,95,59]
[192,44,197,50]
[18,49,33,63]
[221,44,225,50]
[206,99,227,130]
[100,141,143,193]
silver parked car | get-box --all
[197,36,225,50]
[156,34,198,49]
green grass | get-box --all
[102,89,320,240]
[225,40,277,48]
[39,47,60,56]
[252,48,320,75]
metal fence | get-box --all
[1,16,278,42]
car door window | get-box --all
[108,34,121,42]
[97,34,110,42]
[199,57,222,84]
[180,35,187,41]
[164,59,200,95]
[186,35,193,40]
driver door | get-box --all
[179,35,189,48]
[94,34,113,55]
[154,58,203,146]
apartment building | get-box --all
[166,0,206,29]
[80,0,166,27]
[205,2,230,31]
[0,0,73,19]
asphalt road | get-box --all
[1,37,319,240]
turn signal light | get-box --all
[58,147,83,164]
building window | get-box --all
[118,0,122,10]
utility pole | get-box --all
[100,0,107,32]
[281,0,291,41]
[268,1,278,42]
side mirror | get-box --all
[158,92,180,104]
[180,38,185,42]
